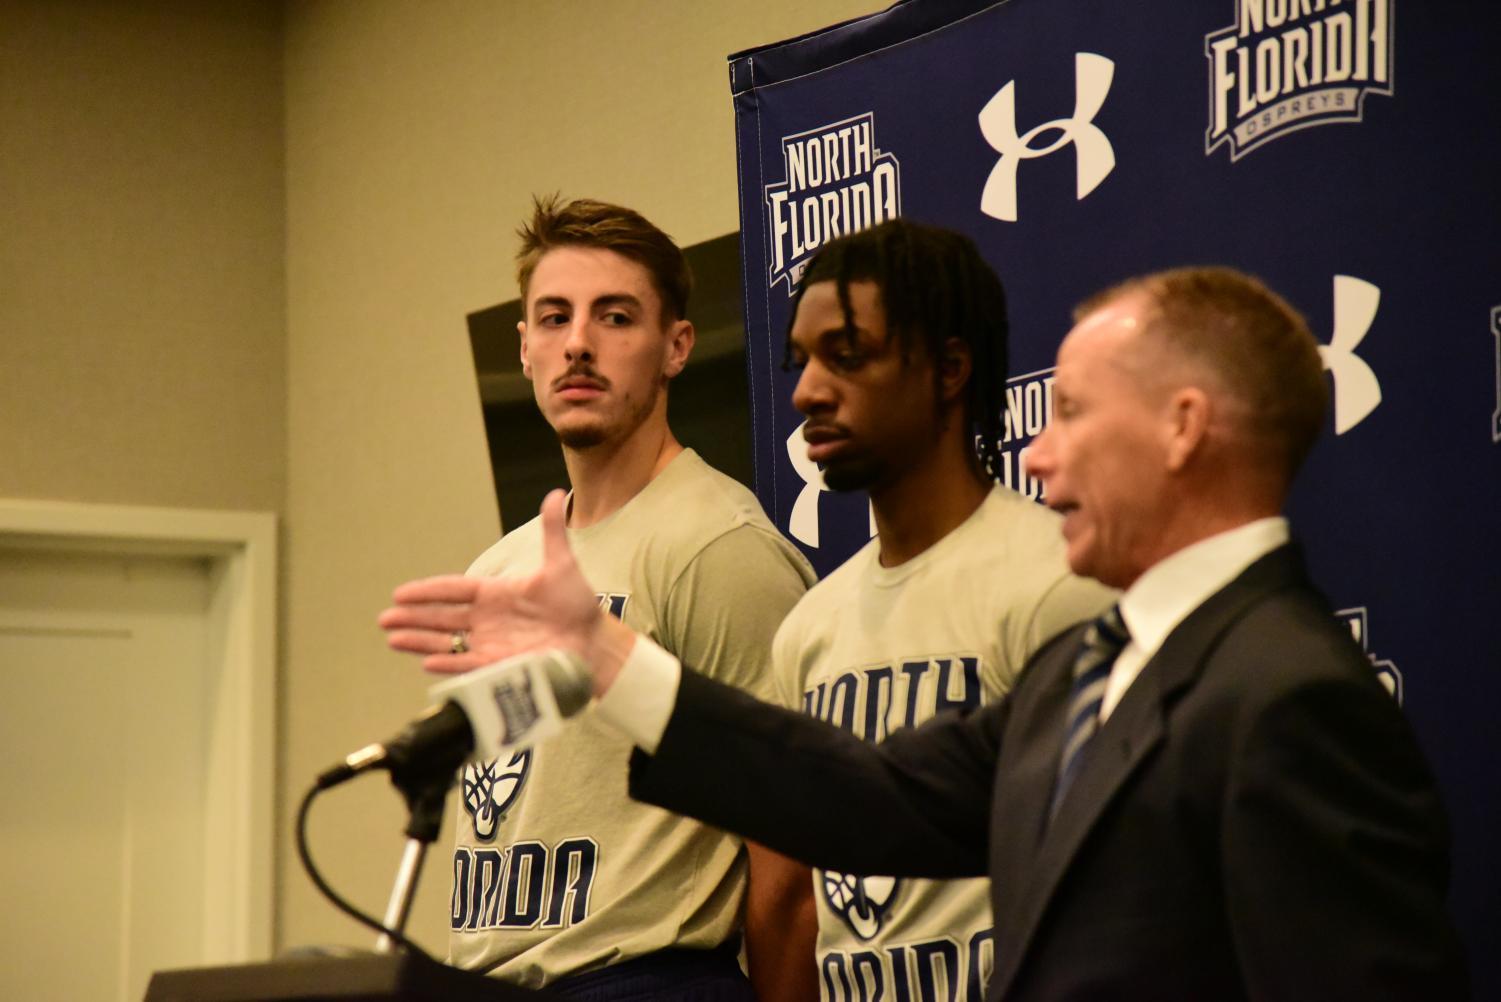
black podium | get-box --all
[143,951,562,1001]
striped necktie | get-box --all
[1049,605,1130,821]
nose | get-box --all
[1023,424,1054,482]
[791,360,834,417]
[563,319,595,362]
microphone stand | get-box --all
[145,712,570,998]
[375,735,468,953]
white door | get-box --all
[0,546,213,1002]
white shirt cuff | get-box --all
[594,635,681,754]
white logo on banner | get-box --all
[1318,275,1383,435]
[786,420,875,549]
[764,113,902,295]
[978,52,1116,223]
[1491,306,1501,443]
[1205,0,1395,160]
[1336,607,1403,703]
[997,367,1056,501]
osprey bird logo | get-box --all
[822,870,901,941]
[461,750,532,841]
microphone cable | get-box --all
[294,781,435,961]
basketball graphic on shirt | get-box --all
[461,750,532,842]
[822,870,901,940]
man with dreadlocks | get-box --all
[766,219,1113,999]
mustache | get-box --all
[801,419,850,441]
[551,364,610,392]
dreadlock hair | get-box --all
[515,194,692,322]
[783,219,1011,484]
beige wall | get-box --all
[0,0,286,511]
[4,0,881,959]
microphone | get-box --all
[317,649,593,790]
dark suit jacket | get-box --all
[629,545,1468,1000]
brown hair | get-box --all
[1077,266,1328,478]
[515,195,692,322]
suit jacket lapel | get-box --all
[989,544,1310,999]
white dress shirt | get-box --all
[600,517,1293,748]
[1100,517,1289,721]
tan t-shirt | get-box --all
[771,486,1114,1001]
[450,450,814,987]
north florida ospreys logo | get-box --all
[766,113,901,295]
[462,751,532,842]
[996,367,1057,502]
[1336,607,1403,702]
[1206,0,1393,160]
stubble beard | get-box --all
[553,381,662,452]
[821,454,885,493]
[557,424,608,450]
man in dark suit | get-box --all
[382,266,1467,999]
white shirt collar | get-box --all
[1117,517,1291,663]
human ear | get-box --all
[518,320,532,380]
[663,319,695,379]
[1164,387,1210,471]
[938,337,973,403]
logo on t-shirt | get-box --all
[598,592,630,619]
[804,655,983,941]
[802,655,983,742]
[462,750,532,842]
[822,871,901,941]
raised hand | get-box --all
[379,490,605,674]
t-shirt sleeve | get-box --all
[662,525,812,703]
[1010,571,1117,674]
[768,613,806,711]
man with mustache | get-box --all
[444,196,817,1000]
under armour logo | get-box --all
[786,421,875,549]
[979,52,1116,223]
[1318,275,1383,435]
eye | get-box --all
[830,348,867,372]
[600,310,634,327]
[537,311,568,328]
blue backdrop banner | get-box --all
[728,0,1499,994]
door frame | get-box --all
[0,497,277,963]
